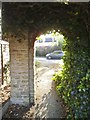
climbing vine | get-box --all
[3,61,10,84]
[2,2,90,119]
[53,36,90,119]
[52,3,90,119]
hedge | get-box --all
[52,37,90,119]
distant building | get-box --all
[35,34,58,47]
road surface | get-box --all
[35,57,64,67]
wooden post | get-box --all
[1,44,3,85]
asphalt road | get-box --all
[35,57,64,65]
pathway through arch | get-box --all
[2,59,66,119]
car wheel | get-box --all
[48,56,52,59]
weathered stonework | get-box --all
[28,47,34,104]
[9,35,35,106]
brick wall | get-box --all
[9,36,34,106]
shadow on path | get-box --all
[34,80,66,119]
[2,67,66,119]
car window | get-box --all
[59,52,63,54]
[53,51,63,54]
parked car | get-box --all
[46,50,64,59]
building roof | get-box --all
[0,40,9,44]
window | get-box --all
[39,39,43,43]
[45,38,53,42]
[53,51,63,54]
[54,38,56,42]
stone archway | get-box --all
[2,2,89,106]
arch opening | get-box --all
[34,30,65,105]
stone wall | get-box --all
[9,36,34,106]
[28,45,34,105]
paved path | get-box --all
[22,65,66,119]
[2,63,66,119]
[33,68,66,118]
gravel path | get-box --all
[2,64,66,119]
[34,68,66,119]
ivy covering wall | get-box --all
[53,36,90,119]
[52,3,90,119]
[2,2,90,119]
